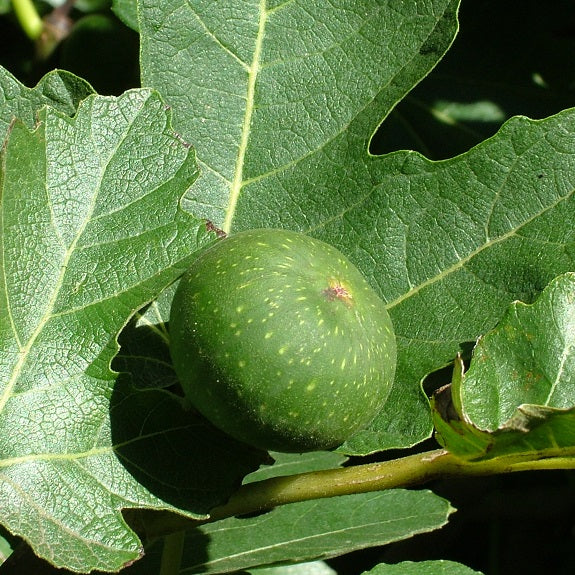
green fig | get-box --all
[170,228,396,452]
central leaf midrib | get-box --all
[222,0,267,233]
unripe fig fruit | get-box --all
[170,229,396,452]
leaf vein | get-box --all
[185,0,250,70]
[223,0,268,233]
[0,103,141,412]
[387,189,573,311]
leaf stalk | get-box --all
[159,531,185,575]
[12,0,43,40]
[144,447,575,540]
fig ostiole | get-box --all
[169,228,396,453]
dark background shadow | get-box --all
[371,0,575,160]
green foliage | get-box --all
[112,0,138,31]
[433,273,575,461]
[368,562,484,575]
[179,490,452,574]
[0,87,265,571]
[0,0,574,573]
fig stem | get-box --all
[211,448,575,519]
[12,0,43,40]
[144,447,575,539]
[159,531,185,575]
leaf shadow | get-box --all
[109,319,268,515]
[371,0,575,161]
[112,314,177,391]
